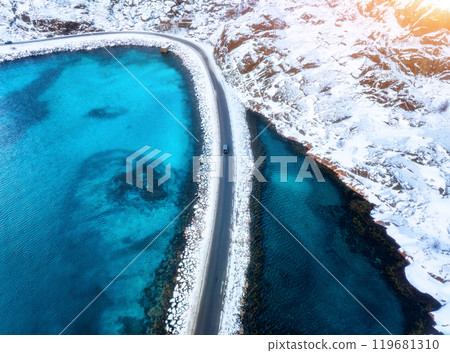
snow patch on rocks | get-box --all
[218,87,253,335]
[211,0,450,334]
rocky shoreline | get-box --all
[142,52,204,334]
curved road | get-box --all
[4,31,233,335]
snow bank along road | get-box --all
[4,31,234,335]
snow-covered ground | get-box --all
[218,84,253,335]
[0,0,449,334]
[211,0,450,334]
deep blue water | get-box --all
[244,114,411,334]
[0,47,198,334]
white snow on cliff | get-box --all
[0,0,449,334]
[211,0,450,333]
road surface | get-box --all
[5,32,233,335]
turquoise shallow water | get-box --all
[244,113,421,334]
[0,47,198,334]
